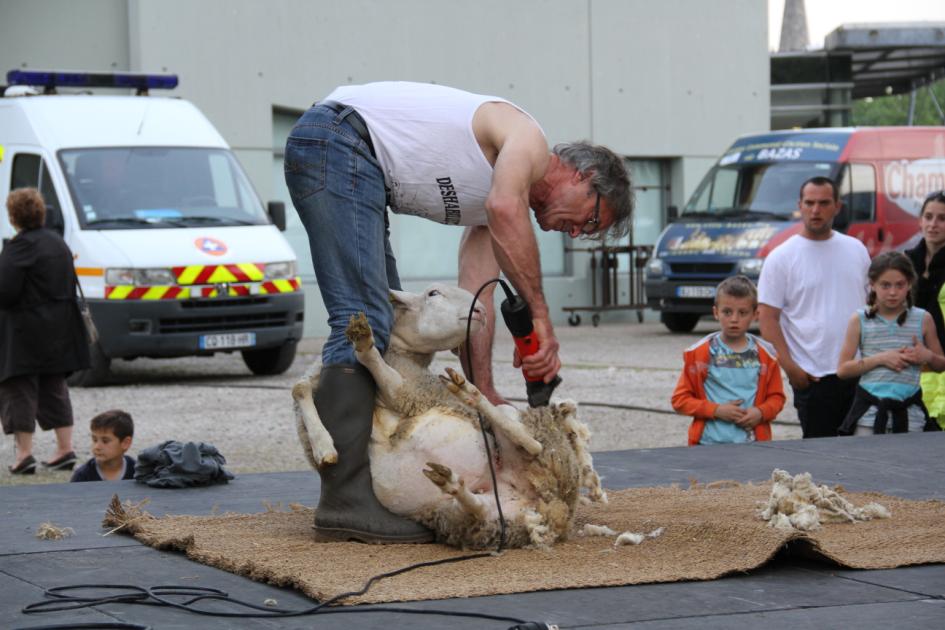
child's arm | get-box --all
[908,313,945,372]
[736,362,786,429]
[671,366,718,419]
[836,313,863,379]
[837,313,909,377]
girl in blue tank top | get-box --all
[837,251,945,435]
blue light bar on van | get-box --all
[6,70,178,90]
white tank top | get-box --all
[326,82,542,226]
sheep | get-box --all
[293,283,606,549]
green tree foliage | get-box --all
[853,79,945,126]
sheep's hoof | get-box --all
[423,462,461,495]
[345,312,374,352]
[311,443,338,469]
[556,400,577,416]
[439,367,480,406]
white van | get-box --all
[0,70,304,385]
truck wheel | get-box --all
[242,340,298,375]
[67,342,112,387]
[661,312,700,333]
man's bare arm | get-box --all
[458,225,507,406]
[758,303,812,390]
[475,104,560,382]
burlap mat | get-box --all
[105,482,945,605]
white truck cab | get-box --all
[0,70,304,385]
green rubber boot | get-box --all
[313,364,433,543]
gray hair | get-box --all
[553,141,634,241]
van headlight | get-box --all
[737,258,764,276]
[105,268,176,286]
[646,257,666,277]
[264,261,297,280]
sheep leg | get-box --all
[291,369,337,469]
[439,367,542,456]
[423,462,488,519]
[345,312,404,401]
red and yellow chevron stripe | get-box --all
[173,263,265,285]
[103,263,301,300]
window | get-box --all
[625,159,669,247]
[58,148,268,228]
[11,153,41,189]
[11,153,63,223]
[838,163,876,223]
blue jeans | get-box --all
[284,104,400,366]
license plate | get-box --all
[676,285,716,298]
[199,332,256,350]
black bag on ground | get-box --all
[134,440,235,488]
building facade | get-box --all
[1,0,770,336]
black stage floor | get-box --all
[3,433,944,629]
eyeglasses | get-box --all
[580,192,601,235]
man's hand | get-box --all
[714,400,745,422]
[783,360,817,390]
[512,316,561,383]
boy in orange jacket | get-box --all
[672,275,785,445]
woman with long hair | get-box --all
[905,190,945,431]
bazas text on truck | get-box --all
[0,70,304,384]
[645,127,945,332]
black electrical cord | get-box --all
[17,583,546,627]
[461,277,518,552]
[17,279,553,630]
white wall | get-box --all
[0,0,129,73]
[1,0,770,332]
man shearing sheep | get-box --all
[284,81,633,544]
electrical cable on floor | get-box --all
[170,382,802,428]
[17,279,554,630]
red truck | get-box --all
[645,127,945,332]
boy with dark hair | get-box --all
[71,410,136,482]
[672,275,786,445]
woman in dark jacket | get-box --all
[905,190,945,431]
[0,188,90,474]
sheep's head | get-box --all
[389,284,485,354]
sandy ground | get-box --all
[0,318,801,485]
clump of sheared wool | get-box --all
[579,523,618,537]
[35,522,75,540]
[759,469,891,532]
[614,527,664,547]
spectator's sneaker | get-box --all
[42,451,77,471]
[9,455,37,475]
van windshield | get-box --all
[59,148,270,229]
[682,161,839,220]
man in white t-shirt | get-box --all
[758,176,869,438]
[283,82,634,544]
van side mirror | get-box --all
[267,201,286,231]
[666,205,678,223]
[44,204,65,235]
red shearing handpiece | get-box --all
[499,290,562,407]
